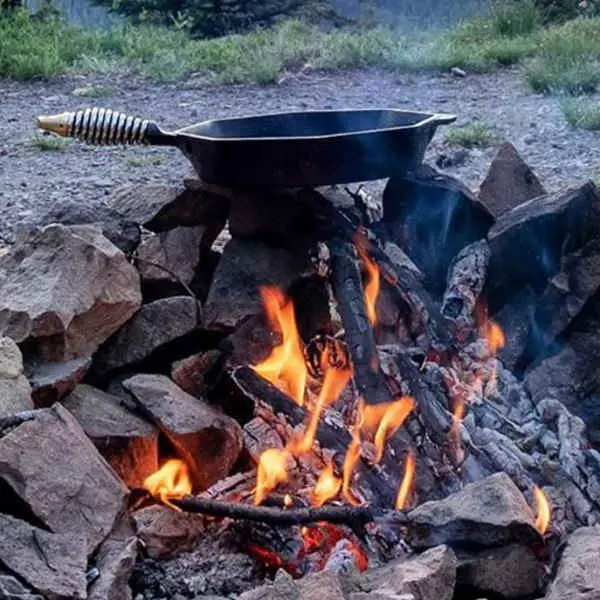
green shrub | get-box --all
[534,0,600,23]
[560,96,600,129]
[30,135,71,151]
[525,53,600,94]
[445,123,495,148]
[490,0,539,37]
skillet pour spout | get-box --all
[36,107,456,187]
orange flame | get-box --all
[252,287,307,406]
[342,405,364,506]
[395,452,416,510]
[533,485,551,535]
[143,459,192,506]
[481,319,505,355]
[313,461,342,507]
[356,243,380,326]
[254,448,291,505]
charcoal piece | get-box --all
[26,356,91,407]
[383,166,494,295]
[122,374,243,490]
[358,545,456,600]
[479,142,546,219]
[92,296,199,376]
[545,527,600,600]
[0,514,87,600]
[486,181,600,309]
[133,505,206,559]
[456,544,545,599]
[63,384,159,489]
[14,196,141,256]
[405,473,540,549]
[0,336,33,418]
[0,224,141,362]
[0,403,128,554]
[88,537,138,600]
[204,238,313,330]
[110,183,229,233]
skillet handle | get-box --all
[36,107,171,146]
[432,113,457,125]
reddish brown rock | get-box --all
[27,356,91,407]
[63,384,159,489]
[172,349,224,398]
[122,374,243,490]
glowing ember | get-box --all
[313,461,342,507]
[255,448,291,505]
[395,452,416,510]
[533,485,551,535]
[252,287,307,406]
[356,244,380,326]
[143,459,192,506]
[479,317,505,355]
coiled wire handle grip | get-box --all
[36,107,157,145]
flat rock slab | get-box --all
[406,473,539,549]
[456,543,545,599]
[92,296,199,376]
[0,403,128,554]
[0,224,141,361]
[122,374,243,489]
[26,356,91,408]
[133,504,207,558]
[204,238,313,330]
[88,536,138,600]
[110,184,229,233]
[359,545,457,600]
[479,142,546,219]
[0,336,33,417]
[63,384,159,489]
[0,513,87,600]
[545,526,600,600]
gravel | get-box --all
[1,67,599,246]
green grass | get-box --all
[560,96,600,129]
[126,154,166,167]
[1,5,600,89]
[30,135,71,151]
[72,83,114,97]
[445,123,495,148]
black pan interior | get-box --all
[179,110,432,140]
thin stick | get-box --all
[173,495,383,527]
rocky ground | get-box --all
[1,66,599,246]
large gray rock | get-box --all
[359,546,457,600]
[406,473,539,549]
[0,224,141,361]
[88,536,138,600]
[297,571,346,600]
[0,573,44,600]
[479,142,546,218]
[456,544,545,599]
[546,527,600,600]
[238,571,300,600]
[0,336,32,417]
[92,296,199,375]
[204,238,313,330]
[122,374,243,490]
[0,514,87,600]
[63,384,159,488]
[0,403,128,554]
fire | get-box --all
[361,396,415,464]
[254,448,291,505]
[395,452,416,510]
[356,243,380,325]
[252,287,307,406]
[342,407,364,506]
[143,459,192,506]
[533,485,551,535]
[483,320,505,354]
[312,461,342,507]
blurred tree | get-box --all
[533,0,599,22]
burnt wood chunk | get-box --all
[0,514,87,600]
[63,384,159,489]
[479,142,546,219]
[110,183,229,233]
[204,238,313,330]
[383,166,494,295]
[0,403,128,555]
[329,239,391,405]
[122,374,243,490]
[405,473,540,549]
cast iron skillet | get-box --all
[37,107,456,188]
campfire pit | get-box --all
[0,107,597,600]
